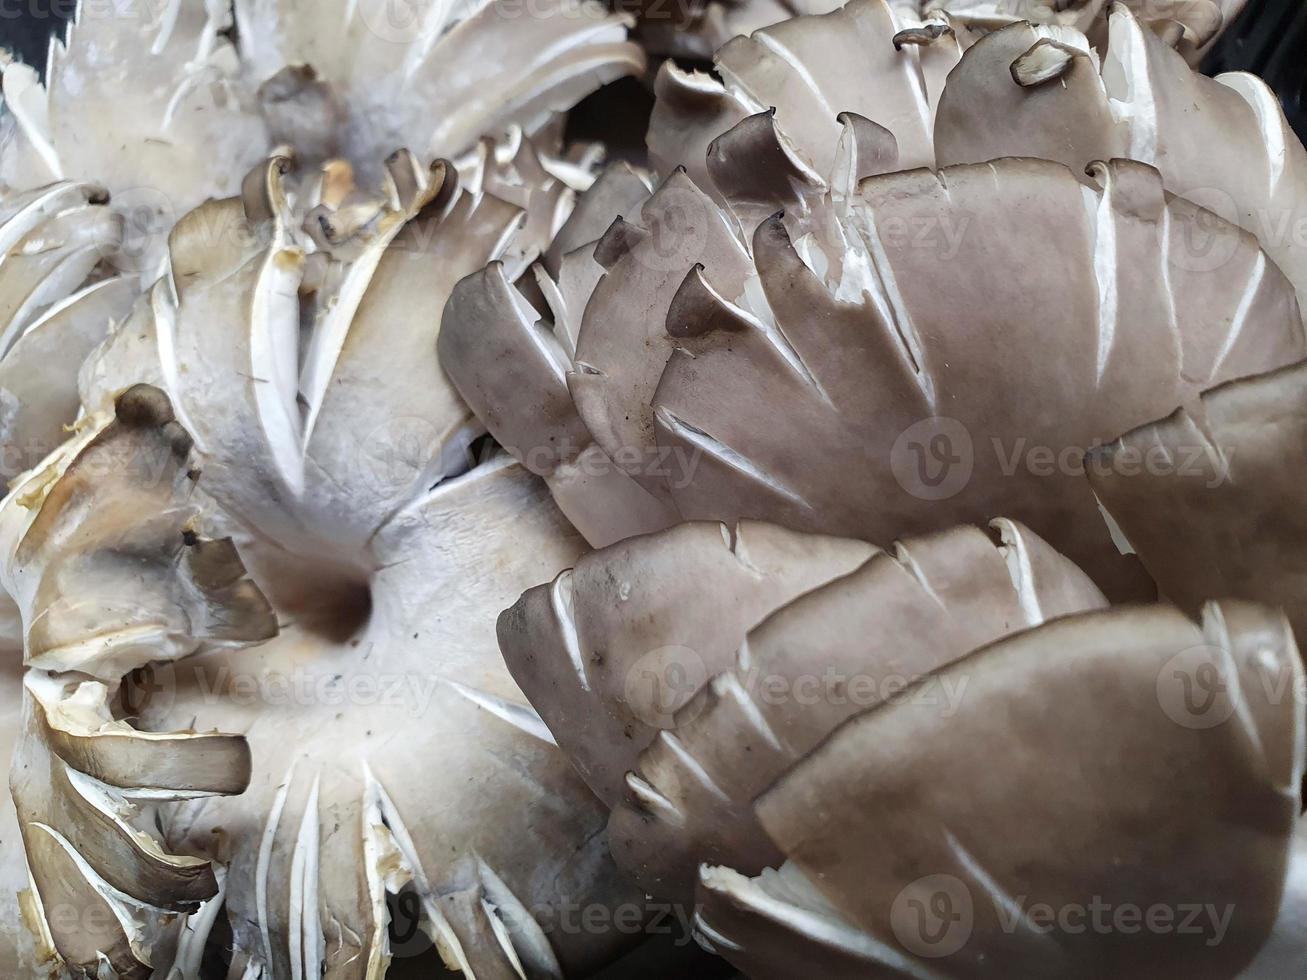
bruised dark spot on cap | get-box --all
[181,529,200,547]
[115,384,175,429]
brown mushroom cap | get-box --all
[606,520,1106,900]
[933,7,1307,315]
[702,600,1303,979]
[498,519,876,807]
[1087,358,1307,644]
[561,158,1299,599]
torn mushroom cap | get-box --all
[697,600,1305,980]
[546,158,1301,602]
[933,8,1307,314]
[236,0,644,182]
[497,520,877,807]
[1087,357,1307,645]
[0,275,138,486]
[81,152,537,616]
[0,181,122,361]
[924,0,1237,62]
[647,0,970,190]
[593,519,1105,901]
[0,383,277,681]
[2,0,642,268]
[12,672,254,980]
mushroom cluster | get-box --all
[0,0,1304,977]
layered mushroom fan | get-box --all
[441,0,1307,603]
[0,149,673,978]
[499,518,1307,979]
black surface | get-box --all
[1203,0,1307,141]
[0,1,73,69]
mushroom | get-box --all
[0,384,276,976]
[696,599,1307,978]
[0,183,135,483]
[0,0,644,306]
[499,520,1307,977]
[933,6,1307,314]
[1087,357,1307,644]
[500,518,1107,901]
[4,152,650,977]
[442,154,1304,600]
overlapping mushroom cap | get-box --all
[8,152,652,977]
[0,384,277,977]
[501,518,1108,899]
[695,598,1307,979]
[0,0,645,510]
[1088,357,1307,643]
[443,150,1304,600]
[1,0,643,205]
[933,5,1307,313]
[499,517,1307,978]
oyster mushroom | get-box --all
[40,155,648,976]
[236,0,643,179]
[443,156,1304,600]
[646,0,972,187]
[1086,358,1307,643]
[0,0,644,303]
[497,520,877,807]
[500,516,1307,976]
[926,0,1242,62]
[500,518,1107,901]
[0,183,134,479]
[0,383,277,977]
[933,6,1307,314]
[696,600,1307,979]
